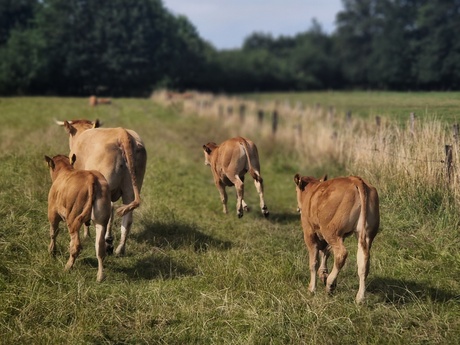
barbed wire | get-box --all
[356,146,447,164]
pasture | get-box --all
[1,94,460,344]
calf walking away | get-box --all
[203,136,269,218]
[45,154,112,282]
[294,173,380,303]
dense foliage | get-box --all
[1,0,460,95]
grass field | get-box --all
[1,94,460,344]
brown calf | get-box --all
[203,137,269,218]
[294,173,380,303]
[45,154,112,281]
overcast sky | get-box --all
[162,0,343,50]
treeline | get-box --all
[1,0,460,96]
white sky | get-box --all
[162,0,343,50]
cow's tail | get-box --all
[75,180,95,228]
[239,138,263,183]
[355,177,369,245]
[116,129,141,217]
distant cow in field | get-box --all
[56,119,147,256]
[294,173,380,303]
[89,95,112,106]
[203,137,269,218]
[45,154,112,282]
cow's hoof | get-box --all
[106,245,114,255]
[115,245,125,256]
[262,206,269,218]
[320,273,329,285]
[97,272,106,283]
[326,282,337,295]
[237,212,244,218]
[105,237,114,255]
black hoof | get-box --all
[262,206,269,218]
[106,245,114,255]
[105,237,114,255]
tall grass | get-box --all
[1,94,460,344]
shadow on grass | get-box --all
[134,219,233,252]
[368,276,460,304]
[82,219,233,281]
[265,212,300,225]
[82,255,196,280]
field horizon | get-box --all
[1,93,460,344]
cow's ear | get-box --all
[45,155,55,169]
[203,144,212,154]
[294,174,307,190]
[294,173,301,186]
[70,154,77,166]
[320,174,328,182]
[93,119,101,128]
[64,121,76,136]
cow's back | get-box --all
[303,177,364,237]
[212,138,248,177]
[50,171,95,222]
[70,127,145,200]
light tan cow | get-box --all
[203,137,269,218]
[45,154,112,282]
[89,95,112,106]
[294,173,380,303]
[56,119,147,255]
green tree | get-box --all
[0,0,37,45]
[366,0,419,89]
[414,0,460,89]
[335,0,379,88]
[0,0,213,95]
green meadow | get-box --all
[1,93,460,344]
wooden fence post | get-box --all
[257,109,264,124]
[218,104,224,118]
[239,104,246,122]
[346,111,352,125]
[453,124,459,143]
[410,112,415,134]
[445,144,453,184]
[272,110,278,135]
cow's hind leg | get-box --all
[48,216,60,256]
[325,238,348,295]
[216,182,228,214]
[307,243,319,294]
[232,175,244,218]
[104,204,115,255]
[253,174,269,217]
[356,235,372,303]
[65,224,82,271]
[304,233,319,294]
[94,223,107,282]
[115,211,133,256]
[317,243,330,285]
